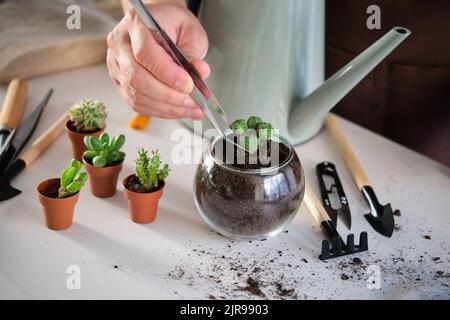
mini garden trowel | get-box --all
[326,114,395,237]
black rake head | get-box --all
[319,232,368,261]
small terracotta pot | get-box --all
[83,157,124,198]
[66,120,104,161]
[37,178,80,230]
[122,175,164,224]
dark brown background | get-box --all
[326,0,450,166]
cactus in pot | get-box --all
[66,98,107,161]
[122,148,170,224]
[82,132,126,198]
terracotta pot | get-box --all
[83,158,124,198]
[121,175,164,224]
[37,178,80,230]
[65,120,104,161]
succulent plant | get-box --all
[83,132,126,167]
[257,122,273,140]
[68,99,106,132]
[230,119,248,135]
[134,148,170,191]
[247,116,262,130]
[58,159,87,198]
[230,116,274,152]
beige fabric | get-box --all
[0,0,122,83]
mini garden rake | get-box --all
[304,183,368,261]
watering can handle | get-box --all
[325,114,371,190]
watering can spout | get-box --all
[288,27,411,142]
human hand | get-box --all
[106,2,209,119]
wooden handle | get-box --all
[0,79,28,129]
[20,114,68,166]
[325,114,370,189]
[304,183,330,225]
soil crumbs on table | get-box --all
[165,230,449,300]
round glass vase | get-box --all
[194,135,305,241]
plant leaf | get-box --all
[93,155,107,167]
[84,150,97,160]
[87,136,103,152]
[60,167,76,189]
[99,132,109,144]
[111,134,126,151]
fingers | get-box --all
[106,7,209,121]
[127,12,194,94]
[191,59,211,80]
[107,47,204,120]
[117,43,199,108]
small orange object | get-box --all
[128,114,150,130]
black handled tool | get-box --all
[0,79,28,163]
[316,162,351,229]
[304,183,368,261]
[0,89,53,174]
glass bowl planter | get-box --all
[194,135,305,241]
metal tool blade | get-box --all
[362,186,395,237]
[0,89,53,174]
[0,128,15,163]
[129,0,232,137]
[316,162,352,229]
[0,178,22,202]
[0,159,26,202]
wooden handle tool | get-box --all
[0,79,28,129]
[20,113,68,166]
[325,114,370,190]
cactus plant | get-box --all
[58,159,87,198]
[83,132,126,167]
[68,99,106,132]
[134,148,170,191]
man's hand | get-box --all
[107,2,209,119]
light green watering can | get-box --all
[183,0,410,144]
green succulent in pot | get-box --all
[83,133,126,167]
[82,132,126,198]
[37,159,87,230]
[68,99,106,132]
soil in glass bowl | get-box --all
[194,136,304,240]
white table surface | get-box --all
[0,64,449,300]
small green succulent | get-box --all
[257,122,273,140]
[230,119,248,135]
[247,116,263,130]
[134,148,170,191]
[230,117,274,152]
[68,99,106,132]
[83,133,126,167]
[58,159,87,198]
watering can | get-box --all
[182,0,410,144]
